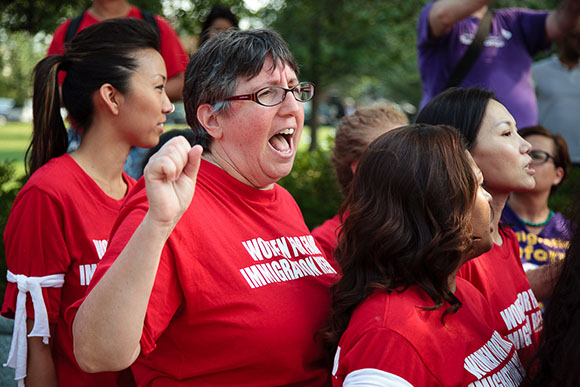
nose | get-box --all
[278,88,302,115]
[162,93,173,114]
[517,133,532,154]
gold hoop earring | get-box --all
[169,104,175,114]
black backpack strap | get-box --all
[65,10,86,44]
[445,10,493,89]
[139,9,160,37]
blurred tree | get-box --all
[0,0,250,35]
[260,0,425,150]
[0,30,46,103]
[260,0,565,149]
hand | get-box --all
[143,137,203,228]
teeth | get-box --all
[279,128,294,135]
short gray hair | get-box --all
[183,29,299,150]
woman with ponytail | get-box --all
[1,18,172,387]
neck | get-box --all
[448,270,458,294]
[472,5,488,19]
[487,188,509,245]
[70,122,131,200]
[89,0,132,20]
[202,147,275,191]
[508,191,551,222]
[558,50,580,70]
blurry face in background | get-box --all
[561,21,580,61]
[525,134,564,195]
[207,18,235,40]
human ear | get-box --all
[97,84,121,115]
[197,104,223,139]
[553,166,565,186]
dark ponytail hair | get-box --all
[323,124,478,356]
[415,87,498,149]
[26,18,160,175]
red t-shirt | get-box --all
[1,154,136,386]
[47,6,188,83]
[68,160,338,386]
[311,213,341,267]
[333,279,526,386]
[458,226,543,369]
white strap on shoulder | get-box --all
[3,270,65,386]
[344,368,414,387]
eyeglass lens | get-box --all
[530,150,550,164]
[257,83,314,106]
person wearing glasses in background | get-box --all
[67,29,337,386]
[502,126,572,294]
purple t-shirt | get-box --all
[501,204,570,271]
[417,2,551,128]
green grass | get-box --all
[0,122,31,179]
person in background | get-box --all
[140,129,196,174]
[47,0,189,179]
[198,4,238,48]
[311,104,408,261]
[533,18,580,164]
[502,126,571,275]
[530,191,580,386]
[415,87,544,369]
[328,124,525,385]
[418,0,580,129]
[69,29,337,386]
[48,0,187,102]
[1,19,171,387]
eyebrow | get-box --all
[493,119,514,129]
[153,74,167,81]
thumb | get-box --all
[182,144,203,182]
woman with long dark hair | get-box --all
[328,124,525,385]
[1,18,172,386]
[531,190,580,386]
[416,87,545,369]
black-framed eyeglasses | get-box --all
[222,82,315,107]
[530,150,556,165]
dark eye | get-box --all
[258,88,275,97]
[156,85,165,91]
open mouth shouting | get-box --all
[269,128,295,155]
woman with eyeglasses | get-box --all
[69,29,337,386]
[502,126,571,288]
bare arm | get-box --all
[26,320,57,387]
[165,72,184,102]
[526,260,564,302]
[546,0,580,41]
[428,0,494,38]
[72,138,203,373]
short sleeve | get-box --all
[517,9,551,55]
[417,2,437,49]
[1,187,69,322]
[139,239,183,355]
[334,329,437,386]
[155,15,188,80]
